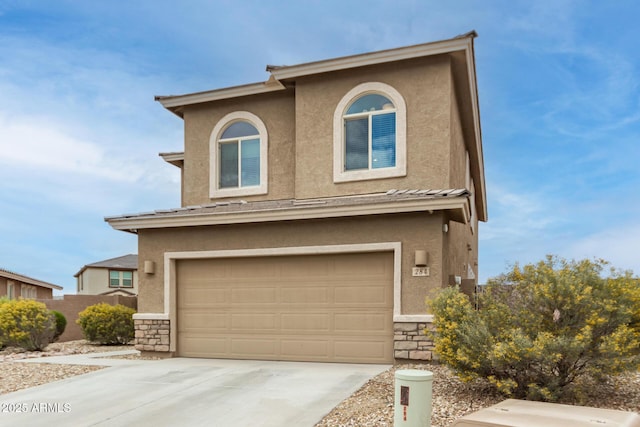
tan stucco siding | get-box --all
[137,213,445,315]
[181,90,296,206]
[449,78,467,190]
[294,56,453,199]
[35,286,53,299]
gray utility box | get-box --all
[452,399,640,427]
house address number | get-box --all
[412,267,430,277]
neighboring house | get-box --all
[0,268,62,299]
[74,254,139,296]
[106,32,487,364]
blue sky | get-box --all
[1,1,639,294]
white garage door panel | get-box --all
[177,252,394,363]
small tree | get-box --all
[429,256,640,401]
[0,299,57,351]
[77,303,135,345]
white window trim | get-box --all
[333,82,407,183]
[210,111,268,198]
[7,281,14,299]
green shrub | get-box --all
[51,310,67,342]
[76,303,135,345]
[0,297,7,348]
[0,299,56,351]
[428,255,640,402]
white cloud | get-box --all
[565,224,640,274]
[0,112,142,182]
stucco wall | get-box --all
[294,55,453,199]
[177,55,458,205]
[181,90,296,206]
[137,213,446,316]
[440,77,478,284]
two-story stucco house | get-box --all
[106,31,487,364]
[74,254,139,296]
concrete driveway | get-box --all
[0,352,389,426]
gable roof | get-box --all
[74,254,138,277]
[0,268,63,290]
[105,189,471,233]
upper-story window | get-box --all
[210,111,268,198]
[110,270,133,288]
[334,82,406,183]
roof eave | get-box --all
[159,152,185,168]
[155,77,286,117]
[0,270,63,290]
[268,33,475,81]
[106,197,469,233]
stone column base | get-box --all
[393,322,436,361]
[134,318,171,354]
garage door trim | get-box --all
[161,242,402,352]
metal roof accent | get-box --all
[105,189,471,233]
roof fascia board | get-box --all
[463,41,488,222]
[159,152,184,168]
[106,198,468,232]
[269,37,471,80]
[0,271,62,290]
[155,79,286,110]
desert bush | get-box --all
[0,299,56,351]
[76,303,135,345]
[51,310,67,342]
[428,255,640,401]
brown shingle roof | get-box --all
[74,254,138,277]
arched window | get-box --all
[334,82,406,182]
[210,111,268,198]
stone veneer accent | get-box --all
[394,322,436,361]
[134,319,170,353]
[133,319,432,360]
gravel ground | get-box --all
[2,342,638,426]
[315,363,640,427]
[0,340,134,395]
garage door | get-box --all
[176,251,394,363]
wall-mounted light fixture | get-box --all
[413,250,430,277]
[143,260,156,275]
[414,250,428,267]
[443,224,449,233]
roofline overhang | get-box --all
[153,31,478,116]
[0,270,63,290]
[462,35,488,222]
[267,31,477,81]
[159,152,184,168]
[154,76,286,118]
[105,197,469,233]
